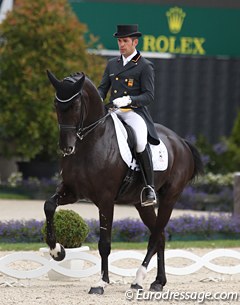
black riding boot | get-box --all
[137,146,157,207]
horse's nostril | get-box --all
[62,146,75,155]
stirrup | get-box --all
[140,185,157,207]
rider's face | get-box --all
[117,37,138,58]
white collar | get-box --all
[122,50,137,66]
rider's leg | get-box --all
[136,145,157,206]
[116,110,156,206]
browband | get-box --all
[55,91,80,103]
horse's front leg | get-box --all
[89,205,114,295]
[44,186,77,261]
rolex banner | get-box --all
[70,1,240,57]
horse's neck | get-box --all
[83,81,105,124]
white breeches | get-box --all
[116,109,147,153]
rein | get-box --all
[76,111,111,140]
[58,96,113,141]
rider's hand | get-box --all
[112,96,132,108]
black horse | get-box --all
[45,70,204,294]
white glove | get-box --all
[113,96,132,108]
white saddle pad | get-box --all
[111,112,168,171]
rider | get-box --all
[98,24,160,206]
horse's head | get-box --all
[47,70,85,156]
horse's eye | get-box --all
[73,103,80,111]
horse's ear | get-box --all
[73,73,85,92]
[47,70,61,90]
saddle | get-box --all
[113,118,137,198]
[110,112,168,199]
[120,120,136,155]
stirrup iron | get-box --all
[140,185,157,207]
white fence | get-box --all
[0,248,240,280]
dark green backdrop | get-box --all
[70,1,240,57]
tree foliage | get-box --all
[0,0,105,160]
[194,110,240,174]
[227,110,240,170]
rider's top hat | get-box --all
[113,24,142,38]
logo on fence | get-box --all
[142,6,206,55]
[166,7,186,34]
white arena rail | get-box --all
[0,248,239,280]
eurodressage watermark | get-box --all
[124,289,240,303]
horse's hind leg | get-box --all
[149,188,183,292]
[148,230,167,292]
[44,183,77,261]
[131,204,157,289]
[133,190,178,292]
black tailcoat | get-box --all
[98,51,159,145]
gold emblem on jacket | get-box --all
[127,78,134,87]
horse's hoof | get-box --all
[50,243,66,261]
[88,286,104,295]
[149,282,163,292]
[130,283,143,290]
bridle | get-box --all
[56,89,111,141]
[76,111,111,140]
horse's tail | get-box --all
[184,140,205,181]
